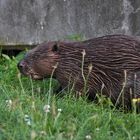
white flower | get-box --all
[43,105,50,113]
[57,108,62,112]
[85,135,92,139]
[24,114,31,126]
[31,130,37,139]
[132,136,136,140]
[40,131,47,135]
[96,128,100,131]
[6,99,12,108]
[27,120,31,126]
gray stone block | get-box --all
[0,0,139,45]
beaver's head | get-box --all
[18,42,60,80]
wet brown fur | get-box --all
[18,35,140,110]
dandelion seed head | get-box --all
[31,130,37,139]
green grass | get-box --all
[0,53,140,140]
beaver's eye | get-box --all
[52,44,58,52]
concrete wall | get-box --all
[0,0,140,45]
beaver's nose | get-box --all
[17,61,26,70]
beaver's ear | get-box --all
[52,43,59,52]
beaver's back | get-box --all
[56,35,140,109]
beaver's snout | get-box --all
[17,60,27,71]
[17,60,30,77]
[17,59,44,80]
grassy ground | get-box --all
[0,52,140,140]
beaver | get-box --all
[18,34,140,110]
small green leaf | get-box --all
[2,54,11,61]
